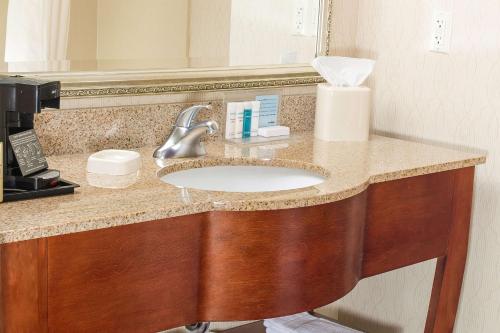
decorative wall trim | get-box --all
[61,73,326,98]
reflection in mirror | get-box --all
[0,0,322,73]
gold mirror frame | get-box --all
[21,0,333,98]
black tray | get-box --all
[3,179,79,202]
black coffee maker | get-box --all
[0,76,78,202]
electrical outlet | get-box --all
[293,0,320,37]
[293,0,306,35]
[430,11,453,53]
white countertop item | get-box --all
[315,84,371,142]
[87,150,141,176]
[258,126,290,138]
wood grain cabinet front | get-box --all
[0,167,475,333]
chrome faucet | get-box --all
[153,105,219,159]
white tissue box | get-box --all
[314,83,371,142]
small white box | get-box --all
[258,126,290,138]
[87,150,141,176]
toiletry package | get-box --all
[256,94,280,128]
[225,101,260,140]
[224,91,289,143]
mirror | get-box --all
[0,0,323,73]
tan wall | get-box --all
[329,0,359,57]
[67,0,98,71]
[331,1,500,333]
[0,0,8,71]
[96,0,189,70]
[188,0,231,68]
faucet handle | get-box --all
[175,104,212,128]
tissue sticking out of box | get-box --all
[312,56,375,87]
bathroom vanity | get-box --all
[0,133,485,333]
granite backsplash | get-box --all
[35,94,316,156]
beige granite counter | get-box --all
[0,132,485,244]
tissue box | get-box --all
[314,83,371,142]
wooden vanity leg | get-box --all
[424,167,475,333]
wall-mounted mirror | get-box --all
[0,0,325,73]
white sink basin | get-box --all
[160,165,326,193]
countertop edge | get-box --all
[0,139,487,245]
[370,157,486,184]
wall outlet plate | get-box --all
[293,0,306,35]
[293,0,320,37]
[430,11,453,53]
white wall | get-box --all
[331,1,500,332]
[229,0,318,66]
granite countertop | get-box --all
[0,132,486,244]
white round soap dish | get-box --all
[87,150,141,176]
[87,150,141,189]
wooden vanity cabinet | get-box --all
[0,167,474,333]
